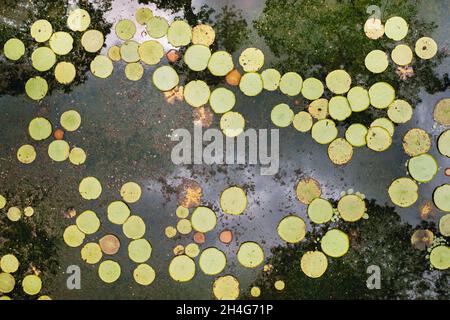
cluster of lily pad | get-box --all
[0,253,50,300]
[17,111,85,165]
[0,194,35,222]
[411,212,450,271]
[3,8,107,100]
[364,16,438,74]
[163,185,270,300]
[63,178,156,286]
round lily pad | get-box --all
[79,176,102,200]
[125,63,144,81]
[220,112,245,137]
[167,20,192,47]
[48,140,70,162]
[388,177,419,208]
[433,184,450,212]
[63,225,85,248]
[152,65,179,91]
[17,145,36,164]
[199,248,226,275]
[261,68,281,91]
[321,229,349,258]
[415,37,438,60]
[308,198,333,224]
[135,8,153,25]
[169,255,195,282]
[107,201,131,225]
[338,194,365,222]
[61,110,81,131]
[328,96,352,121]
[69,147,86,165]
[220,186,247,215]
[385,16,408,41]
[408,154,438,183]
[90,55,113,79]
[326,70,351,94]
[308,98,329,119]
[279,72,303,96]
[429,245,450,270]
[121,182,142,203]
[31,19,53,42]
[402,128,431,156]
[369,82,395,109]
[120,41,140,63]
[328,138,353,165]
[292,111,313,133]
[22,275,42,295]
[213,275,239,300]
[191,207,217,233]
[98,260,121,283]
[81,29,104,53]
[209,87,235,114]
[133,264,155,286]
[296,178,321,205]
[55,62,76,85]
[49,31,73,55]
[67,9,91,32]
[387,99,413,124]
[277,215,306,243]
[29,117,52,141]
[123,215,146,239]
[301,251,328,278]
[192,24,215,47]
[31,47,56,72]
[81,243,102,264]
[365,49,389,73]
[239,72,263,97]
[237,242,264,268]
[115,19,136,40]
[391,44,413,66]
[208,51,234,76]
[366,126,392,152]
[345,123,368,147]
[146,16,169,39]
[311,119,338,145]
[433,98,450,126]
[347,86,370,112]
[108,45,121,61]
[271,103,294,128]
[128,239,152,263]
[301,78,324,100]
[76,210,100,235]
[184,80,211,108]
[3,38,25,61]
[438,130,450,158]
[239,48,264,72]
[184,44,211,71]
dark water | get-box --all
[0,0,449,299]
